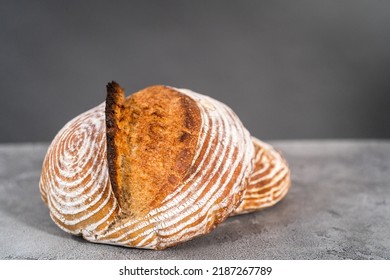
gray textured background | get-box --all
[1,0,390,143]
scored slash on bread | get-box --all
[39,82,290,249]
[105,82,202,218]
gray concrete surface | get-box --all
[0,141,389,259]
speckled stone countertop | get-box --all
[0,141,389,259]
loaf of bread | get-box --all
[39,82,290,249]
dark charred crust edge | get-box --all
[105,81,124,205]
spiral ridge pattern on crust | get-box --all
[233,137,290,215]
[39,103,119,235]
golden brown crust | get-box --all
[105,82,201,217]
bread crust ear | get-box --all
[105,81,125,209]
